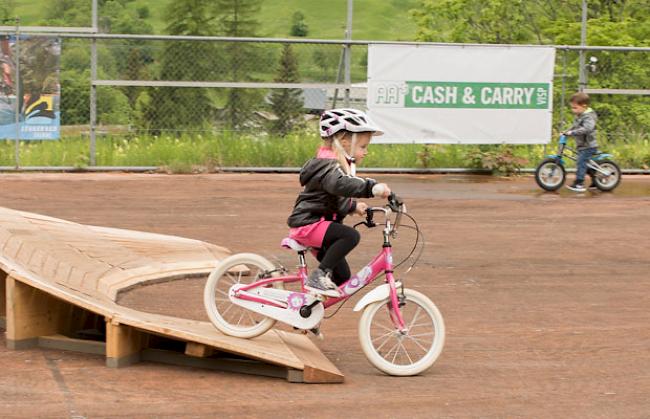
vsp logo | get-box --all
[373,82,406,107]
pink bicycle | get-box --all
[204,194,445,376]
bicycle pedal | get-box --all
[310,327,324,341]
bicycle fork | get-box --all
[386,271,407,333]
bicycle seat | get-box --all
[281,237,309,252]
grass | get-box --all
[2,131,648,171]
[12,0,418,41]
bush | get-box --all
[466,146,529,176]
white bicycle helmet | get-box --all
[319,108,384,138]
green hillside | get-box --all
[11,0,418,40]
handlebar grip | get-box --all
[371,184,387,197]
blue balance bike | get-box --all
[534,135,621,192]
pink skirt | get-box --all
[288,218,332,249]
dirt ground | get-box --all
[0,172,649,418]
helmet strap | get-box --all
[349,133,357,176]
[333,135,352,161]
[333,132,358,176]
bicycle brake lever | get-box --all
[365,208,376,227]
[388,192,402,212]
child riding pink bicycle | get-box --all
[204,109,445,376]
[287,109,391,297]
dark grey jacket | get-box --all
[566,108,598,150]
[287,158,376,227]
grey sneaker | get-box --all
[567,182,586,192]
[305,268,341,298]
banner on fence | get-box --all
[367,45,555,144]
[0,35,60,140]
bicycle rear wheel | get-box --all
[358,289,445,376]
[203,253,283,338]
[593,159,621,191]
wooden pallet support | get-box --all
[185,342,214,358]
[38,334,106,355]
[0,270,6,329]
[105,319,148,368]
[5,275,78,350]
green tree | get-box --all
[290,11,308,37]
[0,1,14,21]
[143,0,220,133]
[60,68,130,125]
[269,44,303,136]
[411,0,536,44]
[42,0,154,127]
[312,48,340,81]
[214,0,267,130]
[43,0,92,26]
[99,0,154,112]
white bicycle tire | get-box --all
[358,288,445,376]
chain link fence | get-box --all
[0,29,649,169]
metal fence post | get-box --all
[578,0,587,91]
[89,0,98,166]
[343,0,352,107]
[560,48,568,130]
[13,19,20,169]
[332,47,345,108]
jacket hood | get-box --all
[299,158,338,186]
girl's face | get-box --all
[342,132,373,164]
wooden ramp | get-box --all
[0,207,343,383]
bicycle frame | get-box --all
[232,210,407,330]
[546,135,613,176]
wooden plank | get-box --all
[112,310,305,370]
[105,320,148,368]
[0,269,5,319]
[14,241,37,267]
[0,227,12,250]
[278,331,344,384]
[5,276,77,349]
[27,249,48,272]
[185,342,214,358]
[3,237,23,260]
[38,334,106,355]
[66,266,89,291]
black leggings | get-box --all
[316,222,360,285]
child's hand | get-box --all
[354,202,368,216]
[372,183,391,198]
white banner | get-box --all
[367,45,555,144]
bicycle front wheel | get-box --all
[203,253,283,338]
[535,159,566,191]
[358,289,445,376]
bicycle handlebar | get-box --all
[357,193,406,233]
